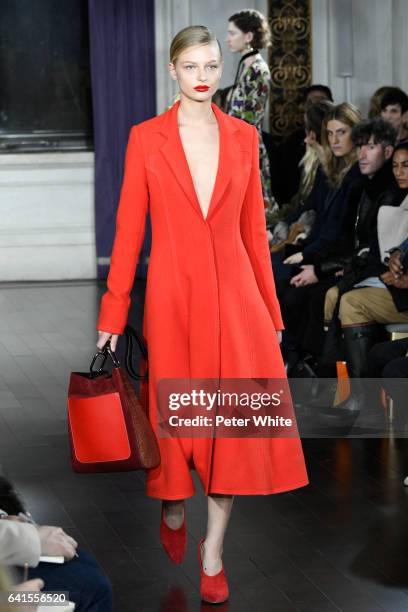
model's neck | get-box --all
[178,96,215,125]
[240,47,258,58]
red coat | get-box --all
[97,100,308,499]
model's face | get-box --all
[326,119,354,157]
[169,43,223,101]
[381,104,403,131]
[358,136,392,177]
[226,21,253,53]
[393,149,408,189]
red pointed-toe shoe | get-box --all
[160,503,186,564]
[198,538,229,604]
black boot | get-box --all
[303,317,343,410]
[316,325,378,429]
[342,324,378,378]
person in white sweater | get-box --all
[0,519,77,567]
[0,476,112,611]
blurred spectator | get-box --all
[380,87,408,143]
[304,84,334,104]
[275,85,334,204]
[368,86,394,119]
[269,100,333,280]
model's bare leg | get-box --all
[201,494,234,575]
[162,499,185,529]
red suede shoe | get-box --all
[198,538,229,604]
[160,503,186,564]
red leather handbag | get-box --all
[67,325,160,473]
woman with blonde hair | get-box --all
[320,102,361,188]
[269,99,333,271]
[96,24,308,604]
[278,102,364,372]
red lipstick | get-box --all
[194,86,209,92]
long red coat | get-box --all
[97,100,308,499]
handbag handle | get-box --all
[123,324,148,381]
[89,340,120,377]
[90,326,148,381]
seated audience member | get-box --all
[276,85,334,203]
[277,103,363,371]
[0,476,113,612]
[269,99,333,268]
[321,143,408,419]
[368,86,394,119]
[316,119,398,370]
[380,87,408,144]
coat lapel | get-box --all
[158,100,239,222]
[159,101,199,217]
[208,102,237,221]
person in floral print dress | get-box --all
[225,9,277,221]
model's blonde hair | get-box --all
[321,102,362,187]
[170,25,222,65]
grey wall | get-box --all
[312,0,408,115]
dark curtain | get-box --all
[88,0,156,279]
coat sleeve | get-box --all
[0,521,41,567]
[97,126,149,334]
[240,125,284,331]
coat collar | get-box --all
[158,99,239,221]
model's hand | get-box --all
[290,265,318,287]
[335,269,344,277]
[389,250,403,277]
[97,330,119,352]
[276,331,282,344]
[283,252,303,265]
[37,526,78,561]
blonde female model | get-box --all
[96,25,308,604]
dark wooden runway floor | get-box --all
[1,280,408,611]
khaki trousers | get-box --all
[324,286,408,327]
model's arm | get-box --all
[240,126,284,331]
[97,126,149,335]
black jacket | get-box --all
[313,161,397,278]
[337,186,408,312]
[301,162,364,265]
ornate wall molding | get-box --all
[268,0,312,141]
